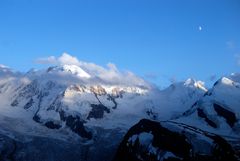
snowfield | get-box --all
[0,58,239,161]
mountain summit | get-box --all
[0,56,239,161]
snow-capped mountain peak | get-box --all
[0,64,9,69]
[62,64,91,78]
[0,64,12,73]
[0,61,240,160]
[220,77,235,86]
[47,64,91,79]
[0,64,20,77]
[184,78,207,91]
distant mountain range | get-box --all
[0,63,239,161]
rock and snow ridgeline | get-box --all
[0,55,239,161]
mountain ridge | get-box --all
[0,61,239,161]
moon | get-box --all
[198,26,202,31]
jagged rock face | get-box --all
[64,84,86,96]
[44,121,62,129]
[11,80,40,107]
[197,108,217,128]
[87,104,110,120]
[2,65,240,161]
[7,76,151,139]
[113,119,238,161]
[59,110,92,139]
[1,65,207,142]
[213,103,237,127]
[90,85,107,96]
[111,87,124,98]
[176,76,240,140]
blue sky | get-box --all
[0,0,240,87]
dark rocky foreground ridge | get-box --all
[1,119,239,161]
[113,119,240,161]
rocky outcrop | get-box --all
[87,104,110,120]
[59,110,92,139]
[213,103,237,127]
[197,108,217,128]
[113,119,239,161]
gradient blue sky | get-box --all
[0,0,240,87]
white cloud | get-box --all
[0,64,9,68]
[107,63,118,72]
[235,54,240,66]
[36,53,80,66]
[36,53,148,87]
[58,53,80,66]
[35,56,57,64]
